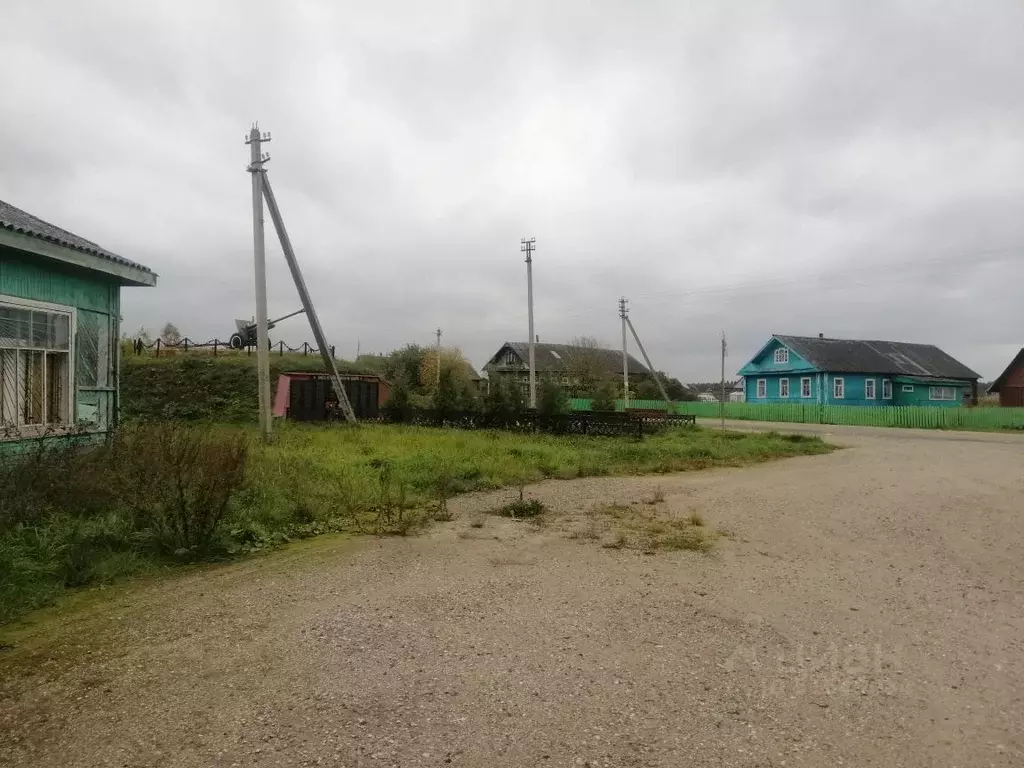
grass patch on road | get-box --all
[0,422,829,626]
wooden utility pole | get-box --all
[624,314,671,404]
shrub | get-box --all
[590,381,617,412]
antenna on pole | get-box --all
[522,237,537,409]
[619,297,630,411]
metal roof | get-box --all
[775,335,979,380]
[0,197,156,280]
[491,341,649,375]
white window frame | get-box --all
[929,386,956,401]
[882,379,892,399]
[800,377,812,398]
[756,378,767,399]
[902,384,914,393]
[0,293,76,440]
[779,378,790,398]
[864,378,876,400]
[833,377,845,399]
[774,347,789,365]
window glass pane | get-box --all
[22,350,44,424]
[46,352,69,424]
[0,308,31,347]
[51,313,70,350]
[76,312,100,387]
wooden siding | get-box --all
[1,247,121,438]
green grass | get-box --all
[0,422,831,626]
[120,354,372,423]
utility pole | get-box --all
[619,297,630,411]
[259,160,356,423]
[246,125,273,443]
[624,314,671,404]
[720,332,727,429]
[522,237,537,409]
[435,327,442,388]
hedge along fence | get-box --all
[571,398,1024,431]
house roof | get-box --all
[987,348,1024,393]
[491,341,649,376]
[774,335,980,380]
[0,198,156,286]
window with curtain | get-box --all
[0,298,72,434]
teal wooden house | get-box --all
[738,334,979,407]
[1,199,156,444]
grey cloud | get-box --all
[2,0,1022,381]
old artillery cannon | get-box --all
[228,308,305,349]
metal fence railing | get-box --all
[128,338,335,358]
[570,398,1024,431]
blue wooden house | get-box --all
[737,334,979,407]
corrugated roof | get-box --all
[494,341,649,375]
[775,335,979,380]
[0,198,155,277]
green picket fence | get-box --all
[570,398,1024,431]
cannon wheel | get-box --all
[228,333,245,350]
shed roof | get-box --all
[0,198,156,286]
[774,335,979,380]
[987,348,1024,393]
[494,341,649,375]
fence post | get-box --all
[155,338,161,357]
[213,339,219,357]
[330,345,335,359]
[279,341,284,357]
[303,342,308,357]
[183,337,189,352]
[247,344,252,357]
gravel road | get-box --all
[2,428,1023,767]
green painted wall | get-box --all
[1,247,121,438]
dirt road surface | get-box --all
[2,428,1023,767]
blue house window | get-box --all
[883,380,892,399]
[774,348,789,364]
[779,378,790,398]
[756,378,766,398]
[929,386,956,401]
[833,378,845,399]
[800,377,812,398]
[865,379,876,399]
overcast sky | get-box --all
[2,1,1022,380]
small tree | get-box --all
[160,322,182,345]
[384,373,413,421]
[590,380,617,412]
[538,379,569,417]
[432,367,458,416]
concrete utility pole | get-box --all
[435,327,442,388]
[619,297,630,411]
[260,168,356,423]
[246,125,273,443]
[624,314,671,404]
[522,237,537,409]
[720,332,727,429]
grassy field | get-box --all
[0,422,831,626]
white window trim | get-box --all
[756,378,767,399]
[833,377,845,399]
[902,384,914,393]
[864,378,876,400]
[0,293,77,441]
[779,378,790,398]
[774,348,789,365]
[929,386,956,401]
[800,377,812,398]
[882,379,892,399]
